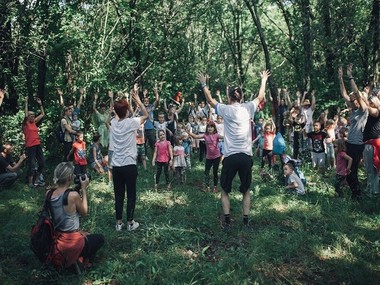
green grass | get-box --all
[0,156,380,285]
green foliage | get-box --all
[0,156,380,284]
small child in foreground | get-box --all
[283,163,305,195]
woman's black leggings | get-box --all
[156,162,169,185]
[113,165,138,221]
[205,157,221,187]
[26,144,45,177]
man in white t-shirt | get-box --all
[197,70,271,231]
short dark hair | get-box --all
[228,87,243,102]
[114,99,129,119]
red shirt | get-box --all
[73,141,87,165]
[205,133,221,160]
[23,121,41,147]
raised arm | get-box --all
[253,70,271,107]
[347,64,359,94]
[176,98,185,114]
[93,93,98,112]
[153,83,160,108]
[108,90,114,110]
[0,89,4,107]
[77,88,85,109]
[34,98,45,123]
[338,66,351,104]
[132,84,148,125]
[57,89,64,107]
[163,99,169,112]
[24,96,29,118]
[197,73,218,108]
[310,90,316,111]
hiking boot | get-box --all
[127,221,140,231]
[115,222,124,231]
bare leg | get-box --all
[221,190,230,215]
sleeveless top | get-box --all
[50,191,80,232]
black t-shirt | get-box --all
[363,115,380,142]
[0,154,14,174]
[307,131,327,153]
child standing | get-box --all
[325,119,336,169]
[334,139,352,197]
[189,121,222,192]
[261,119,276,170]
[283,163,305,195]
[71,111,81,132]
[197,116,208,162]
[136,123,147,170]
[172,137,187,183]
[88,133,108,175]
[152,129,173,191]
[67,130,87,176]
[307,121,328,175]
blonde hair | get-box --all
[53,162,74,185]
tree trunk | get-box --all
[299,0,313,90]
[370,0,379,86]
[244,0,278,121]
[319,0,335,82]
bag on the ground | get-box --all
[273,132,286,155]
[55,121,65,143]
[30,190,55,263]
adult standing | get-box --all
[111,85,148,231]
[93,91,113,149]
[23,96,45,187]
[338,65,368,199]
[197,70,271,231]
[61,106,77,162]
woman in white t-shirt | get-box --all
[111,88,148,232]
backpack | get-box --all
[55,120,65,143]
[273,132,286,155]
[30,190,55,263]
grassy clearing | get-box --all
[0,156,379,284]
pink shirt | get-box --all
[205,133,221,160]
[336,151,348,176]
[155,140,171,163]
[263,131,275,150]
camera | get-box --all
[73,173,91,192]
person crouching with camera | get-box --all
[49,162,104,270]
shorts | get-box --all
[137,144,146,156]
[220,153,253,193]
[91,160,109,171]
[311,152,325,168]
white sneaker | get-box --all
[115,223,124,231]
[127,221,139,231]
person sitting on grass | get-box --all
[283,163,305,195]
[0,142,27,188]
[88,133,108,175]
[49,162,104,270]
